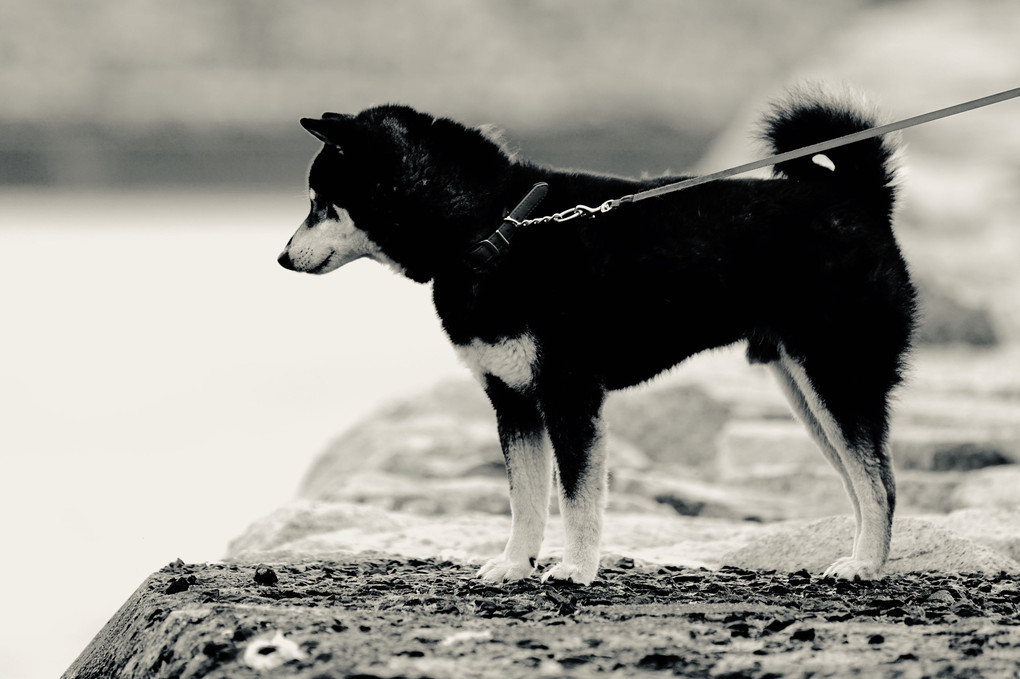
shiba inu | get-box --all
[279,89,916,585]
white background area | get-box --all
[0,190,470,679]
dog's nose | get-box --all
[278,251,296,270]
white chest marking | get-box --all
[457,334,539,389]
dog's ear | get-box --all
[300,115,355,147]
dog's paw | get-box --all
[477,557,535,583]
[540,562,596,586]
[823,557,881,581]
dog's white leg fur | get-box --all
[777,346,892,580]
[459,334,553,583]
[768,360,863,539]
[541,415,608,585]
[477,431,553,582]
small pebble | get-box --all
[165,577,191,594]
[792,628,816,642]
[926,590,955,605]
[254,565,279,586]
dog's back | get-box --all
[458,90,914,393]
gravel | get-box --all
[64,554,1020,678]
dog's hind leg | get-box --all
[478,377,553,583]
[538,378,608,585]
[777,345,897,581]
[768,359,863,546]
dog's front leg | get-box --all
[478,378,552,583]
[540,380,608,586]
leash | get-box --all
[464,86,1020,271]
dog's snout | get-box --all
[278,251,296,270]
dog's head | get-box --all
[278,105,514,283]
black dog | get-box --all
[279,89,916,584]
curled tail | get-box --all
[761,86,901,194]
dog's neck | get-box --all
[392,163,651,284]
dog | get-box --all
[278,88,917,585]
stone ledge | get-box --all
[63,552,1020,679]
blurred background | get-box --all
[2,1,1019,678]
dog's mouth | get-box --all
[309,252,336,274]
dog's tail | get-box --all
[760,85,901,193]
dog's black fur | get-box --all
[281,91,917,584]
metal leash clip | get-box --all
[550,199,619,222]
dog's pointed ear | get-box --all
[300,115,355,147]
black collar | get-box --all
[463,183,548,272]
